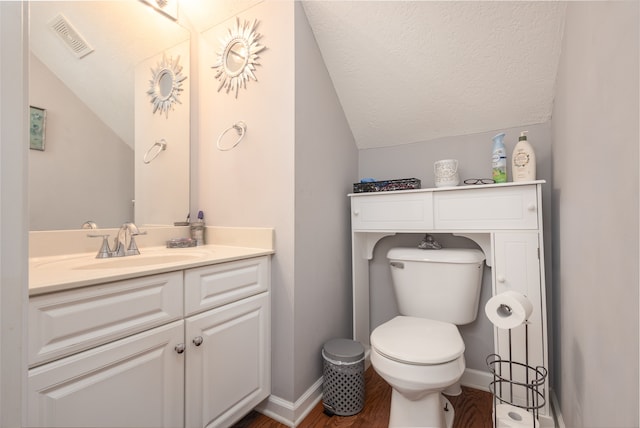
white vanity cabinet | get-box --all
[27,255,271,428]
[349,182,550,421]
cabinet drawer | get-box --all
[434,186,539,230]
[351,192,434,231]
[184,256,270,316]
[29,272,183,367]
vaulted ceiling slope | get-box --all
[302,1,566,149]
[29,1,189,148]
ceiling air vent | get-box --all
[49,14,94,59]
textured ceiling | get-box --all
[302,1,566,149]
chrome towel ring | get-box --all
[143,139,167,164]
[216,121,247,151]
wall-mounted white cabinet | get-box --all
[349,181,550,422]
[27,256,271,428]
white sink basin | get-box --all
[73,253,204,270]
[31,250,212,272]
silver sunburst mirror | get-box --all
[212,18,266,98]
[147,54,187,117]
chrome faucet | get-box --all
[88,222,146,258]
[113,222,144,257]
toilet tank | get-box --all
[387,248,485,325]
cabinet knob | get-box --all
[175,343,186,354]
[497,275,506,283]
[528,203,537,212]
[192,336,204,347]
[353,210,360,216]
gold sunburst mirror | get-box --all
[147,54,187,117]
[212,18,266,98]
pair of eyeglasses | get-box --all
[463,178,495,185]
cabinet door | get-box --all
[185,292,270,428]
[28,320,184,428]
[434,185,539,230]
[351,191,434,231]
[492,232,548,413]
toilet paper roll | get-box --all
[485,291,533,329]
[494,404,537,428]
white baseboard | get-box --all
[460,368,492,392]
[550,389,566,428]
[254,377,323,427]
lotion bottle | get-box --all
[491,132,507,183]
[512,131,536,182]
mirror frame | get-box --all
[147,54,187,117]
[212,17,266,98]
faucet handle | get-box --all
[127,236,141,256]
[88,234,112,258]
[127,230,146,256]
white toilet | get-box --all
[370,247,485,428]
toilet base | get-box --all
[388,390,454,428]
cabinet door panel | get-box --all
[434,186,538,230]
[28,321,184,428]
[351,192,434,231]
[29,272,183,367]
[185,292,270,428]
[184,256,269,316]
[492,232,547,414]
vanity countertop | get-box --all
[29,244,274,296]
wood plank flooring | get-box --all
[233,367,493,428]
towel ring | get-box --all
[216,121,247,151]
[143,139,167,164]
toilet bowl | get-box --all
[371,248,485,428]
[371,316,466,428]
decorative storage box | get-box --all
[352,178,421,193]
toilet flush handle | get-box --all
[390,262,404,269]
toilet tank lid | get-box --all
[387,248,485,264]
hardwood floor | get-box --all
[233,367,494,428]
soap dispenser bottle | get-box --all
[491,133,507,183]
[512,131,536,182]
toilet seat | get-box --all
[371,316,464,365]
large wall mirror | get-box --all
[29,1,190,231]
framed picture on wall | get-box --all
[30,106,46,151]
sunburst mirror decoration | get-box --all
[147,54,187,117]
[212,18,266,98]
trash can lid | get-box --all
[323,338,364,363]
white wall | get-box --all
[29,54,133,230]
[195,0,358,409]
[197,1,297,402]
[551,2,639,426]
[0,2,28,426]
[293,1,358,398]
[359,123,553,372]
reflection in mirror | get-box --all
[157,71,174,100]
[28,1,190,231]
[225,41,248,76]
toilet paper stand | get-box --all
[486,324,548,428]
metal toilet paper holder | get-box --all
[486,323,548,428]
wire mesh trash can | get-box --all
[322,338,365,416]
